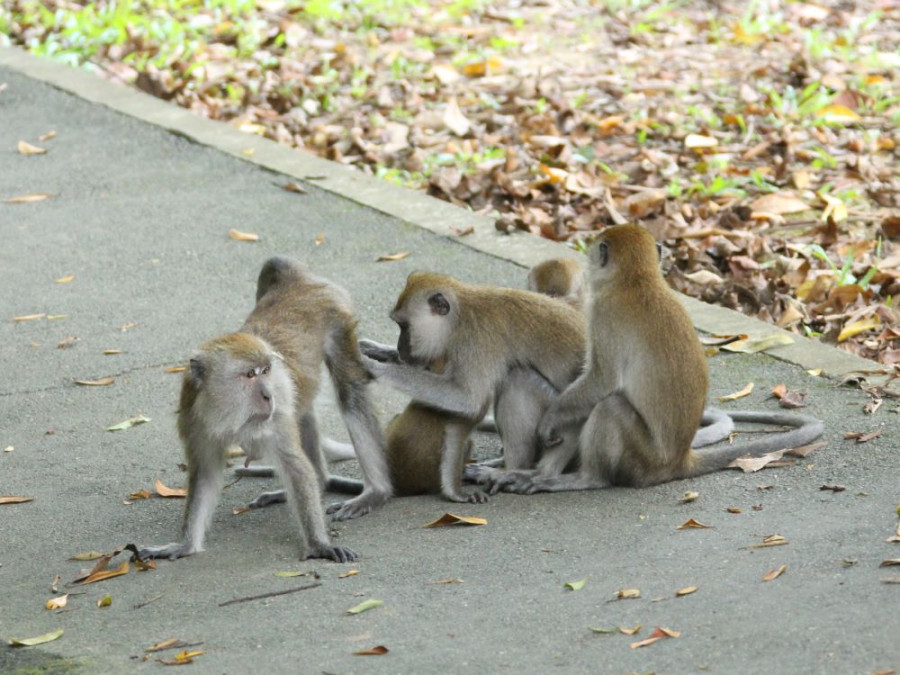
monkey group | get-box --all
[139,225,823,563]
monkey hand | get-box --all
[327,489,390,521]
[443,487,489,504]
[136,541,198,562]
[358,339,400,364]
[306,544,358,563]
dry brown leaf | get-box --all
[726,507,743,514]
[281,181,307,194]
[315,232,325,246]
[155,479,187,498]
[887,522,900,543]
[103,349,124,355]
[129,489,152,500]
[45,594,68,610]
[615,588,641,599]
[618,624,641,635]
[679,491,699,504]
[13,313,46,322]
[676,518,711,530]
[376,251,410,262]
[452,225,475,237]
[5,193,52,203]
[354,645,389,656]
[763,564,787,582]
[339,569,359,579]
[423,512,487,527]
[18,140,47,155]
[55,275,74,284]
[57,336,79,349]
[749,192,810,215]
[879,559,900,567]
[749,534,789,548]
[718,382,754,402]
[77,559,130,585]
[820,484,845,492]
[228,228,259,242]
[785,441,826,457]
[74,377,114,387]
[146,638,184,652]
[728,450,786,473]
[675,585,698,597]
[232,505,250,515]
[844,430,882,443]
[39,130,57,142]
[630,626,680,649]
[429,578,463,584]
[0,496,33,504]
[771,383,787,399]
[69,551,104,561]
[164,365,187,373]
[443,97,470,136]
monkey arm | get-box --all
[360,355,486,419]
[537,373,605,447]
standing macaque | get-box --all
[359,273,588,502]
[481,225,823,495]
[138,258,392,562]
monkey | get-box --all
[138,257,393,562]
[476,225,823,496]
[526,257,584,308]
[358,272,589,503]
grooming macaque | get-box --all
[139,258,392,562]
[480,225,823,495]
[359,272,588,502]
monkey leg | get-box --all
[440,422,487,503]
[138,450,224,561]
[270,440,357,562]
[325,326,393,521]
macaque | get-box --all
[359,273,588,502]
[138,258,392,562]
[480,225,823,495]
[526,257,584,308]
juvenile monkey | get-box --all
[139,258,392,562]
[483,225,823,495]
[527,257,584,308]
[359,273,588,502]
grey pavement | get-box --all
[1,48,898,675]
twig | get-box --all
[133,594,163,610]
[218,582,321,607]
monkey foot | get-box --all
[136,542,197,561]
[307,545,358,563]
[462,463,496,485]
[483,469,539,495]
[445,489,489,504]
[249,489,287,509]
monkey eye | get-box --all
[262,364,271,375]
[245,368,257,379]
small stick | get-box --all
[133,594,163,610]
[218,582,321,607]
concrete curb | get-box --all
[0,46,882,380]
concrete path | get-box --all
[1,48,897,675]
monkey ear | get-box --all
[597,241,610,267]
[428,292,451,316]
[188,357,206,385]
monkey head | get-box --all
[588,225,662,287]
[391,272,458,366]
[181,333,295,438]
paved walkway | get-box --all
[1,48,897,674]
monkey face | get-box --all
[391,284,455,367]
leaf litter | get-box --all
[6,1,900,364]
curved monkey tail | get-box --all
[686,411,824,478]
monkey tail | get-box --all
[325,475,365,496]
[692,408,735,448]
[686,411,824,478]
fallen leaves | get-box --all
[9,628,64,647]
[105,415,151,432]
[74,377,115,387]
[18,140,47,155]
[630,627,681,649]
[614,588,641,600]
[154,479,187,498]
[844,430,882,443]
[762,564,788,582]
[0,496,34,505]
[45,594,68,610]
[564,578,587,591]
[376,251,410,263]
[718,382,754,402]
[675,586,698,597]
[4,193,52,203]
[354,645,389,656]
[676,518,711,530]
[748,534,789,548]
[423,513,487,528]
[678,491,699,504]
[228,228,259,242]
[345,599,383,615]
